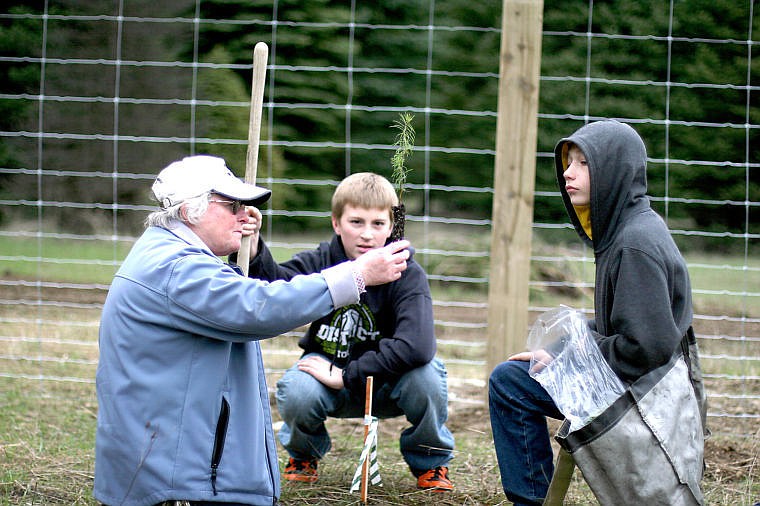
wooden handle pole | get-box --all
[238,41,268,276]
[360,375,374,504]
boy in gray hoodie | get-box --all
[488,120,696,505]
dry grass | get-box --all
[0,378,757,505]
[1,247,759,505]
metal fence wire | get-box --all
[0,0,758,443]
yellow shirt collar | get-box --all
[573,205,592,239]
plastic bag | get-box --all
[527,306,625,431]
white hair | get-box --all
[145,192,210,229]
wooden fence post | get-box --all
[486,0,544,382]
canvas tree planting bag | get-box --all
[554,354,704,505]
[528,307,705,506]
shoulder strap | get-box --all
[681,326,710,438]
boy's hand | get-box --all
[508,349,554,374]
[241,206,263,257]
[297,355,344,390]
[354,240,410,286]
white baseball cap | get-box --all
[152,155,271,208]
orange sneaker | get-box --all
[415,466,453,492]
[283,457,318,483]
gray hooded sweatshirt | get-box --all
[554,119,693,383]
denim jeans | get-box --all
[276,354,455,472]
[488,360,564,506]
[147,502,250,506]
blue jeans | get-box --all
[276,354,455,472]
[488,360,564,506]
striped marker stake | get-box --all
[350,376,382,502]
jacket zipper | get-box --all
[210,397,230,495]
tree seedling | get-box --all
[389,112,415,241]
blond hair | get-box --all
[331,172,398,220]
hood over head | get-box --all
[554,119,650,252]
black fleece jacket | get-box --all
[248,235,436,398]
[555,120,693,383]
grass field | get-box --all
[1,232,758,505]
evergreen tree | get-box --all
[0,3,45,225]
[191,0,503,227]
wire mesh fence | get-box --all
[0,0,758,453]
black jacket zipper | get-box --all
[210,397,230,495]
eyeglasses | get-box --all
[209,198,245,214]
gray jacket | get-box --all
[94,223,359,506]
